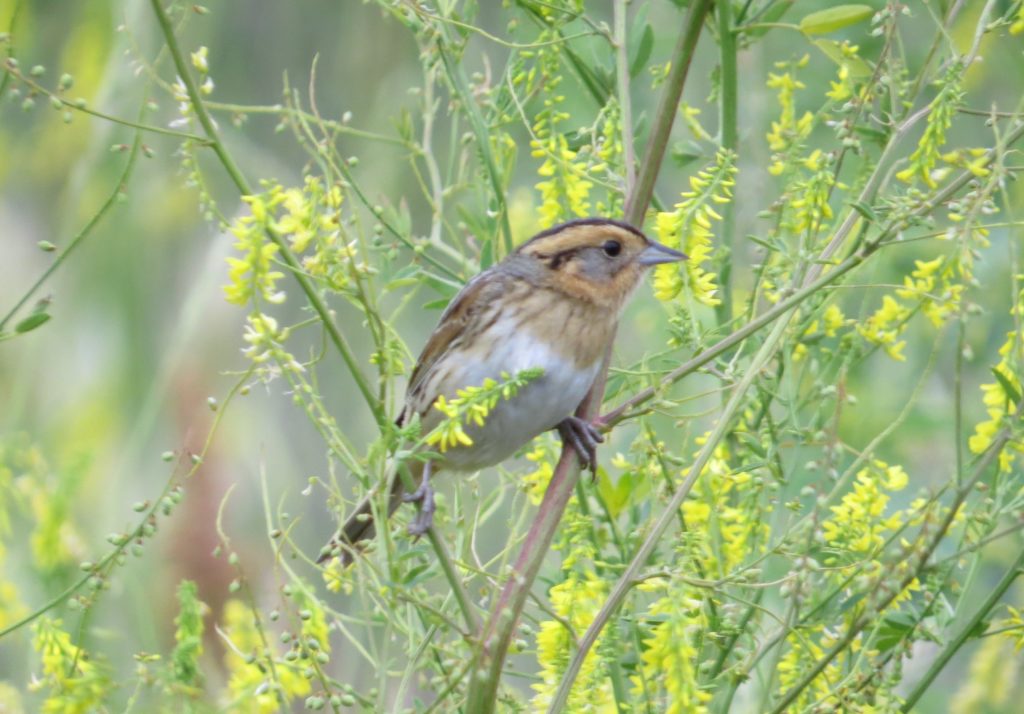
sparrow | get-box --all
[318,217,685,565]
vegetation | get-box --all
[3,1,1024,711]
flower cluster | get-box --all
[224,178,352,307]
[516,27,599,228]
[790,149,836,237]
[793,302,847,362]
[221,599,311,712]
[592,99,625,215]
[894,256,963,327]
[896,62,964,187]
[766,55,814,176]
[857,295,911,361]
[241,312,304,383]
[633,576,711,713]
[531,572,614,711]
[969,329,1023,471]
[679,436,766,575]
[224,194,285,306]
[31,618,113,713]
[521,439,557,506]
[653,150,736,307]
[168,580,207,697]
[425,368,544,452]
[822,460,909,555]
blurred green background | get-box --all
[2,0,1024,711]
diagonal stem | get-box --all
[547,307,794,712]
[463,1,714,710]
[624,0,712,225]
[148,0,387,430]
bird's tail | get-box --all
[317,461,421,565]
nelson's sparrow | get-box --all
[318,217,685,564]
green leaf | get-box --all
[992,367,1021,407]
[875,613,917,653]
[799,5,874,35]
[671,141,704,168]
[849,200,878,223]
[14,312,50,334]
[853,124,889,145]
[747,233,783,252]
[421,272,462,298]
[742,0,794,40]
[421,298,451,311]
[630,25,654,79]
[811,39,874,77]
[965,617,992,640]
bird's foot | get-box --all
[557,416,604,473]
[403,463,435,538]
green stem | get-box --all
[715,0,738,325]
[624,0,713,226]
[2,64,210,142]
[148,0,387,430]
[901,545,1024,710]
[0,107,145,332]
[614,0,636,198]
[769,430,1012,714]
[463,3,714,708]
[435,33,513,258]
[548,304,795,714]
[425,528,480,633]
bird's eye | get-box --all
[601,240,622,257]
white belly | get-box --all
[438,338,597,471]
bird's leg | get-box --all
[404,459,435,538]
[556,416,605,473]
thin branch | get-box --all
[614,0,636,198]
[0,102,146,332]
[147,0,387,430]
[624,0,713,226]
[462,2,714,709]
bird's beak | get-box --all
[637,240,687,266]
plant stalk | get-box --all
[463,5,713,708]
[547,310,794,713]
[714,0,738,325]
[148,0,387,430]
[900,546,1024,711]
[624,0,713,226]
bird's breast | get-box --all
[422,296,608,471]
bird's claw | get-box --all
[406,485,435,538]
[557,416,604,473]
[404,463,435,538]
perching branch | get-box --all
[463,1,714,710]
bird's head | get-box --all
[513,218,686,309]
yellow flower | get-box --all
[822,460,907,555]
[522,441,556,505]
[224,194,286,306]
[32,618,112,713]
[532,572,615,711]
[896,64,964,187]
[424,370,544,452]
[632,577,712,713]
[653,151,736,307]
[823,304,845,336]
[222,599,310,712]
[857,295,910,361]
[969,333,1023,471]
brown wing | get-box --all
[398,269,505,425]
